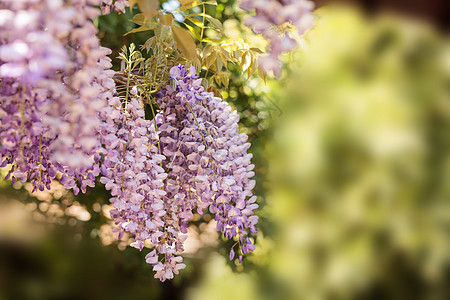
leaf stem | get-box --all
[200,3,205,45]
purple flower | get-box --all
[229,248,235,260]
[154,65,258,267]
[0,0,119,193]
[240,0,315,76]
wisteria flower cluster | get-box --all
[101,0,129,14]
[101,65,258,281]
[240,0,315,76]
[0,0,116,194]
[0,0,259,281]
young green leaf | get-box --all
[184,23,202,41]
[186,16,205,28]
[204,15,223,32]
[241,51,252,72]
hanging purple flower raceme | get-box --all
[100,94,169,255]
[0,0,259,282]
[0,80,58,191]
[101,66,258,281]
[240,0,315,76]
[145,65,258,280]
[98,87,187,282]
[0,0,118,194]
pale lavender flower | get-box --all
[104,65,258,281]
[240,0,315,76]
[0,0,119,193]
[154,65,258,270]
[101,0,129,14]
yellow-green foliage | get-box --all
[124,0,263,90]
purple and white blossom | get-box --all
[151,65,258,278]
[101,0,129,14]
[240,0,315,76]
[0,0,117,193]
[101,66,258,281]
[0,0,259,282]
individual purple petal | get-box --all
[229,248,235,260]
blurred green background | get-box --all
[1,1,450,300]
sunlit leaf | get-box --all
[177,0,199,11]
[129,14,151,26]
[204,15,223,32]
[203,38,221,43]
[201,44,214,57]
[177,0,217,11]
[257,66,266,83]
[205,51,216,68]
[185,23,202,41]
[217,46,231,60]
[219,72,229,88]
[186,16,204,28]
[159,13,174,26]
[247,59,257,79]
[124,24,157,35]
[172,26,198,61]
[118,52,128,61]
[250,47,264,54]
[241,51,252,72]
[214,74,221,85]
[186,13,207,17]
[215,55,223,72]
[136,0,159,20]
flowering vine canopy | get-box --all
[0,0,314,280]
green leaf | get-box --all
[248,60,257,79]
[240,51,252,72]
[177,0,217,11]
[204,51,216,69]
[258,66,267,83]
[124,24,157,35]
[215,55,223,72]
[202,38,222,43]
[129,14,147,26]
[204,15,223,32]
[118,52,128,61]
[219,72,229,88]
[155,26,171,39]
[201,44,214,57]
[250,47,264,54]
[185,23,202,41]
[172,26,198,61]
[218,46,231,60]
[214,74,221,85]
[177,0,201,11]
[186,16,204,28]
